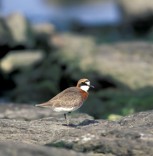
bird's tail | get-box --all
[35,102,50,108]
[35,104,41,107]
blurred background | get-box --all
[0,0,153,120]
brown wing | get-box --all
[50,87,83,108]
[37,87,83,108]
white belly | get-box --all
[53,106,81,114]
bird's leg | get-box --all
[64,113,69,126]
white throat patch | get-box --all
[80,85,90,92]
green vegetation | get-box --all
[46,141,73,149]
[98,87,153,119]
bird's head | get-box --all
[77,78,94,92]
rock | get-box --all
[1,50,44,73]
[0,142,91,156]
[9,52,62,103]
[0,104,153,156]
[119,0,153,17]
[0,17,13,46]
[32,23,56,50]
[0,17,14,59]
[8,35,153,89]
[0,104,53,120]
[5,13,35,48]
[0,103,93,121]
[48,111,153,155]
[56,35,153,89]
[118,0,153,34]
[33,23,55,36]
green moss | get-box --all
[108,114,123,121]
[45,141,73,150]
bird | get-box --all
[35,78,94,125]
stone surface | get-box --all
[0,104,153,156]
[32,23,56,51]
[1,50,43,73]
[119,0,153,16]
[10,37,153,90]
[0,142,92,156]
[0,103,93,121]
[0,17,13,48]
[0,104,53,120]
[33,23,55,36]
[118,0,153,35]
[5,13,35,47]
[57,35,153,89]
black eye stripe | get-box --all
[79,82,86,87]
[81,82,88,85]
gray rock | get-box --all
[118,0,153,35]
[33,23,55,36]
[1,50,43,73]
[119,0,153,17]
[0,142,91,156]
[5,13,35,47]
[0,17,14,48]
[32,23,56,50]
[0,48,45,105]
[57,36,153,89]
[0,103,93,121]
[0,104,53,120]
[0,104,153,155]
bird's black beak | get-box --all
[90,85,95,88]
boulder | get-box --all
[118,0,153,35]
[9,51,62,103]
[1,50,43,73]
[0,104,54,120]
[5,13,35,48]
[0,142,90,156]
[0,104,153,156]
[119,0,153,17]
[32,23,56,50]
[33,23,55,36]
[56,35,153,89]
[0,17,14,59]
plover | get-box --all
[36,78,94,125]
